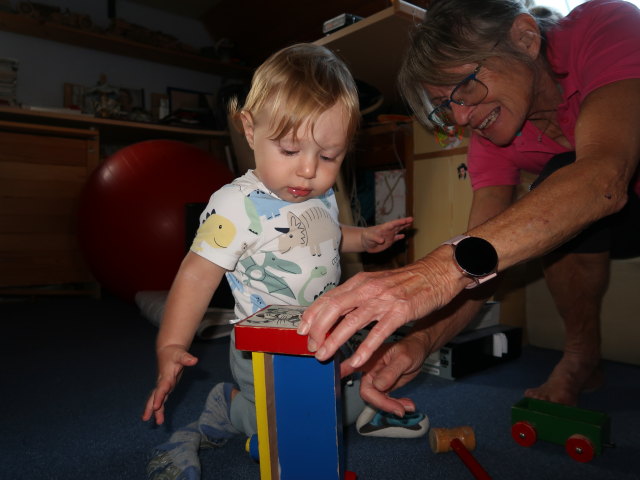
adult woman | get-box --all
[297,0,640,416]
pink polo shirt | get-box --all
[468,0,640,196]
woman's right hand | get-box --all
[299,246,463,369]
[142,345,198,425]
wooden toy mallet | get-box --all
[429,426,492,480]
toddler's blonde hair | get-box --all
[230,43,360,146]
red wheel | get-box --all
[565,434,595,463]
[511,421,537,447]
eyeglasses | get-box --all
[427,66,488,128]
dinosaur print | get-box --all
[243,196,262,235]
[297,266,337,306]
[275,207,340,256]
[239,251,301,299]
[246,189,289,219]
[226,272,244,293]
[192,210,236,252]
[250,294,267,313]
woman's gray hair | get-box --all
[399,0,558,126]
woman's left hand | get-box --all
[341,332,430,417]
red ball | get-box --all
[78,140,234,301]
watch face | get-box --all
[454,237,498,276]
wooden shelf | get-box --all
[0,105,228,142]
[0,105,232,167]
[314,0,425,112]
[0,10,252,77]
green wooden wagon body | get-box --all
[510,397,611,462]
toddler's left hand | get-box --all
[362,217,413,253]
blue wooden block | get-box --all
[272,354,343,480]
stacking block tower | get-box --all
[235,305,354,480]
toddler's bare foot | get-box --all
[524,351,603,406]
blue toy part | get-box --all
[246,434,260,462]
[272,354,343,480]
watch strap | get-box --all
[442,234,469,247]
[442,235,498,289]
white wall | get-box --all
[0,0,225,109]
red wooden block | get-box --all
[235,305,312,356]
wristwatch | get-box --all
[442,235,498,289]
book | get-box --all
[235,305,311,356]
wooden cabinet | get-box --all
[0,107,230,294]
[411,123,472,260]
[0,120,99,290]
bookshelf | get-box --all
[0,10,251,77]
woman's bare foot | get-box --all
[524,351,603,406]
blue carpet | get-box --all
[1,295,639,479]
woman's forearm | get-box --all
[470,163,625,273]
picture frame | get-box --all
[166,86,215,127]
[167,87,214,114]
[116,86,145,114]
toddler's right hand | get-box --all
[141,345,198,425]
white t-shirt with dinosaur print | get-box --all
[191,170,342,323]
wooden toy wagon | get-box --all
[510,397,613,463]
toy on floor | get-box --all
[511,397,613,463]
[429,426,492,480]
[78,140,234,301]
[235,305,357,480]
[135,290,235,340]
[356,405,429,438]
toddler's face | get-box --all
[244,102,349,203]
